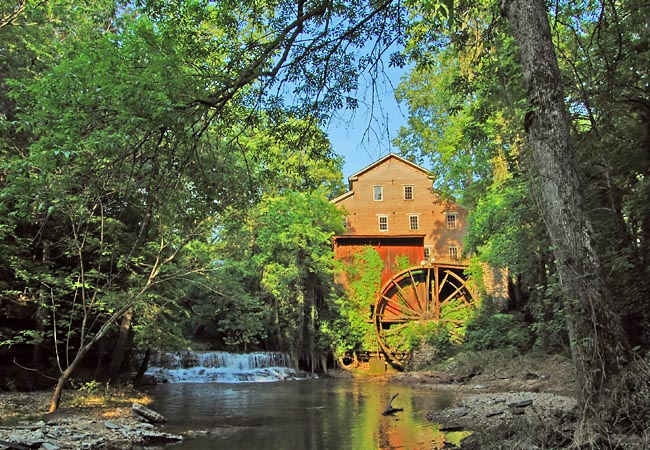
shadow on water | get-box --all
[147,378,469,450]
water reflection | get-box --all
[148,378,468,449]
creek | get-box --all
[143,351,468,450]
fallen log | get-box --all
[132,402,167,423]
[382,393,404,416]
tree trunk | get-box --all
[32,241,51,369]
[133,346,151,389]
[109,307,134,382]
[49,344,91,413]
[48,300,138,411]
[500,0,630,440]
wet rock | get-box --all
[449,407,469,417]
[425,391,576,431]
[439,425,464,432]
[1,415,182,450]
[0,439,30,450]
[103,421,119,430]
[139,430,183,443]
[41,443,60,450]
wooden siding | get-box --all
[332,154,468,261]
[333,235,425,287]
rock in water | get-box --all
[132,403,167,423]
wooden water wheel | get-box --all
[372,262,478,368]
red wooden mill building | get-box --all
[331,153,484,367]
[331,153,468,284]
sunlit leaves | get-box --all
[396,2,525,206]
[252,191,345,360]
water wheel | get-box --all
[372,263,478,368]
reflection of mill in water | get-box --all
[376,390,452,450]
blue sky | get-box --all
[325,64,410,180]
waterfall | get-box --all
[143,351,310,383]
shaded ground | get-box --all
[0,388,150,424]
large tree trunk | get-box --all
[500,0,630,441]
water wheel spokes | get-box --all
[373,264,477,367]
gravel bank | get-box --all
[424,390,577,429]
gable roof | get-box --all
[330,189,353,205]
[347,153,433,189]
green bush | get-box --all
[464,313,532,352]
[402,321,460,369]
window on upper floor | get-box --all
[409,214,419,230]
[404,185,413,200]
[446,213,457,229]
[378,215,388,231]
[343,217,348,229]
[449,246,459,260]
[373,186,383,201]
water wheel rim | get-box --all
[373,264,477,366]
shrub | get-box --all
[464,312,532,352]
[404,321,460,369]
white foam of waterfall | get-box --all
[144,351,310,383]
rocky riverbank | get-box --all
[388,349,581,449]
[0,390,182,450]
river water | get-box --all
[146,378,468,449]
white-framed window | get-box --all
[449,246,459,259]
[343,217,348,229]
[403,185,414,200]
[409,214,419,230]
[424,246,433,259]
[373,186,383,201]
[446,213,457,229]
[378,215,388,231]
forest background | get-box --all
[0,0,648,445]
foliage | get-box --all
[395,0,578,361]
[406,321,458,360]
[252,190,346,369]
[0,4,648,441]
[527,275,568,353]
[464,311,532,353]
[341,246,385,354]
[394,255,412,272]
[177,259,269,350]
[0,0,357,408]
[396,1,525,206]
